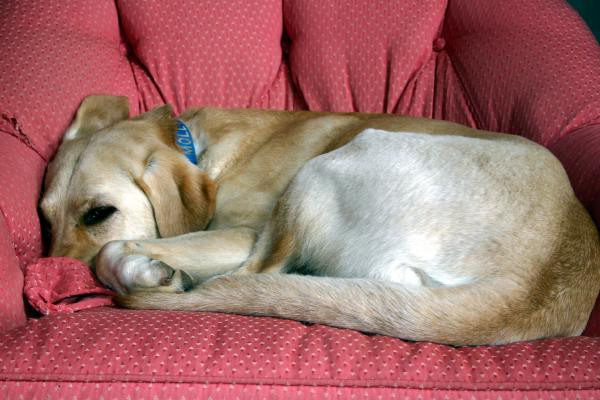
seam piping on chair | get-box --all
[1,368,599,391]
[0,378,598,394]
[431,0,448,120]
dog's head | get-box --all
[40,95,216,264]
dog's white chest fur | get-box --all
[284,128,560,287]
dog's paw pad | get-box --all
[154,269,195,293]
[95,240,193,294]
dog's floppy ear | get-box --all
[136,150,217,237]
[134,103,177,147]
[64,95,129,141]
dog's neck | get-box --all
[177,115,214,174]
[174,120,202,165]
[178,109,245,181]
[178,107,288,182]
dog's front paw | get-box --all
[94,240,194,294]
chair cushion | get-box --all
[1,307,599,398]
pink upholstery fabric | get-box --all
[1,308,600,398]
[2,384,598,400]
[1,0,600,398]
[0,215,25,333]
[0,134,45,331]
[24,258,114,315]
[117,0,296,113]
[0,1,140,160]
[0,135,46,269]
[550,125,600,224]
[551,125,600,337]
[284,1,448,116]
[444,0,600,146]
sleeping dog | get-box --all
[40,95,600,345]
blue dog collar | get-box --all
[175,120,198,165]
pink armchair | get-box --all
[1,1,600,398]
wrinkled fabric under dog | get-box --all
[24,257,114,315]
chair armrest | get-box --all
[0,131,51,332]
[0,212,26,333]
[444,0,600,336]
[549,125,600,224]
[444,0,600,145]
[548,125,600,336]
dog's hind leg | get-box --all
[232,197,299,276]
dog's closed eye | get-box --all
[82,206,117,226]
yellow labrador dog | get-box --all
[40,95,600,345]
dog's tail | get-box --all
[115,272,593,345]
